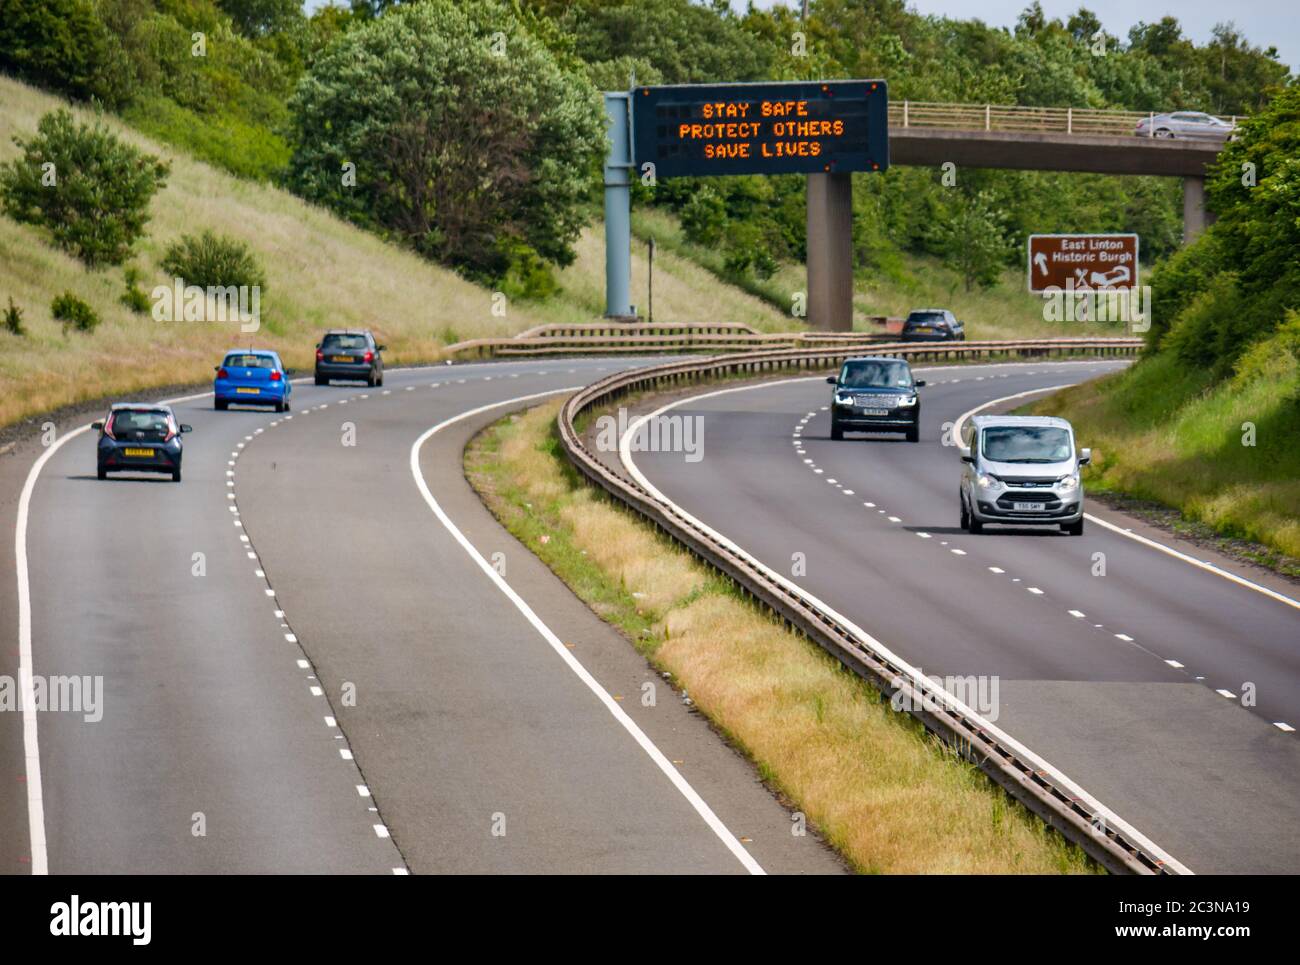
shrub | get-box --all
[3,297,26,336]
[160,230,267,291]
[120,267,152,314]
[0,110,170,266]
[52,291,100,334]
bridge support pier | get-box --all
[1182,176,1211,246]
[806,172,854,332]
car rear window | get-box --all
[322,334,369,350]
[111,410,171,433]
[907,312,946,325]
[224,354,276,368]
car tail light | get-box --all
[270,370,282,381]
[103,414,116,440]
[316,349,324,361]
[163,421,176,442]
[363,350,373,363]
[217,367,229,379]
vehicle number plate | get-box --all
[332,356,352,363]
[861,409,889,417]
[236,387,259,394]
[124,447,154,457]
[1013,501,1046,511]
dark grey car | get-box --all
[94,403,192,482]
[315,330,385,386]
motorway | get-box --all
[0,357,844,874]
[4,354,1297,874]
[625,359,1300,874]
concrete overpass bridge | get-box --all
[886,101,1234,242]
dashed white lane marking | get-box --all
[309,686,323,697]
[1068,610,1086,619]
[297,660,309,669]
[324,716,336,728]
[373,824,390,839]
[950,548,965,555]
[392,868,409,875]
[1115,633,1134,642]
[988,566,1005,574]
[285,633,297,643]
[339,749,353,760]
[411,388,765,876]
[1216,689,1238,700]
[1276,722,1296,733]
[357,785,370,797]
[1165,659,1184,669]
[888,516,901,523]
[1027,587,1043,595]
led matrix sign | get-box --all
[632,80,888,179]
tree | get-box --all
[0,0,124,104]
[0,110,170,266]
[934,192,1012,291]
[217,0,303,37]
[287,0,605,282]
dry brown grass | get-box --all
[468,400,1096,874]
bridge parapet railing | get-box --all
[890,100,1237,137]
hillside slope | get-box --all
[0,76,789,428]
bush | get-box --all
[0,110,170,266]
[3,297,26,336]
[160,230,267,291]
[120,267,151,314]
[51,291,99,334]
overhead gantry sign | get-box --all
[632,81,888,178]
[604,80,889,329]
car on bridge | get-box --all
[315,330,385,386]
[828,356,924,442]
[900,309,964,342]
[214,349,291,412]
[959,415,1090,535]
[1134,111,1235,141]
[92,403,192,482]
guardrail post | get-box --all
[903,100,909,128]
[985,104,990,131]
[1067,107,1073,134]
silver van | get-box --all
[959,415,1090,535]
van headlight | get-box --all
[976,473,1002,492]
[1057,473,1079,494]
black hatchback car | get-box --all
[828,356,925,442]
[93,404,192,482]
[901,309,965,342]
[315,330,385,386]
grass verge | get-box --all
[465,399,1098,874]
[1026,345,1300,565]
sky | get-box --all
[739,0,1298,72]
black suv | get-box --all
[828,356,925,442]
[901,309,965,342]
[315,330,385,386]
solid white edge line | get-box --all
[409,387,765,876]
[620,372,1193,876]
[951,388,1300,613]
[15,387,212,875]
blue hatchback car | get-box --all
[213,350,291,411]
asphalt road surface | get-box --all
[625,359,1300,874]
[1,357,844,874]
